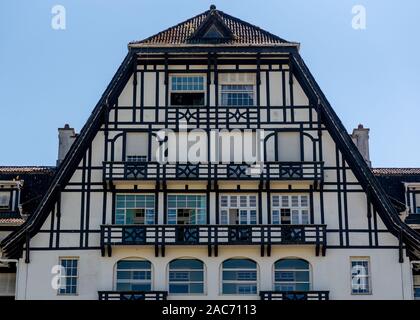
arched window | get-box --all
[274,258,310,291]
[222,258,257,295]
[115,259,152,291]
[168,259,204,294]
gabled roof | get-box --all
[0,166,56,225]
[373,168,420,213]
[129,5,296,47]
[2,7,420,260]
[373,168,420,176]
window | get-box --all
[271,195,309,225]
[115,194,155,225]
[274,259,310,291]
[58,258,78,295]
[220,195,257,225]
[350,258,371,294]
[416,207,420,214]
[167,195,206,224]
[222,259,257,295]
[115,259,152,291]
[170,76,205,106]
[126,132,149,161]
[0,191,11,210]
[168,259,204,294]
[126,155,147,162]
[221,85,254,106]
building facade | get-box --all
[2,6,420,300]
[0,167,55,299]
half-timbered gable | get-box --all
[2,5,419,300]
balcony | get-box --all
[103,161,323,183]
[98,291,168,300]
[100,224,327,257]
[260,291,329,301]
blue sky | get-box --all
[1,0,419,167]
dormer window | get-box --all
[0,191,11,210]
[170,75,205,106]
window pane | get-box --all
[168,259,204,295]
[223,259,256,269]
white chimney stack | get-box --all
[351,124,371,167]
[57,124,76,166]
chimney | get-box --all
[351,124,371,167]
[57,124,76,166]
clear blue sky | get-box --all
[1,0,419,167]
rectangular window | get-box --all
[220,195,258,224]
[271,195,309,225]
[350,258,371,295]
[58,258,78,295]
[115,194,155,225]
[170,76,205,106]
[0,192,11,210]
[167,195,206,224]
[221,84,255,106]
[416,207,420,214]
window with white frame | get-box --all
[115,194,155,225]
[115,259,152,291]
[168,259,204,295]
[170,75,205,106]
[271,195,309,225]
[274,258,311,291]
[58,258,78,295]
[222,259,257,295]
[221,85,255,106]
[167,195,206,225]
[350,258,371,295]
[0,191,11,210]
[220,195,257,225]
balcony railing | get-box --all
[103,161,323,182]
[260,291,329,301]
[98,291,168,301]
[100,224,327,257]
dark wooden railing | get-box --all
[103,161,323,182]
[100,224,327,257]
[98,291,167,301]
[139,105,317,127]
[260,291,329,301]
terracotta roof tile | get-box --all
[129,8,291,47]
[0,218,24,225]
[372,168,420,176]
[0,166,56,174]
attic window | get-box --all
[0,191,11,210]
[203,25,224,39]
